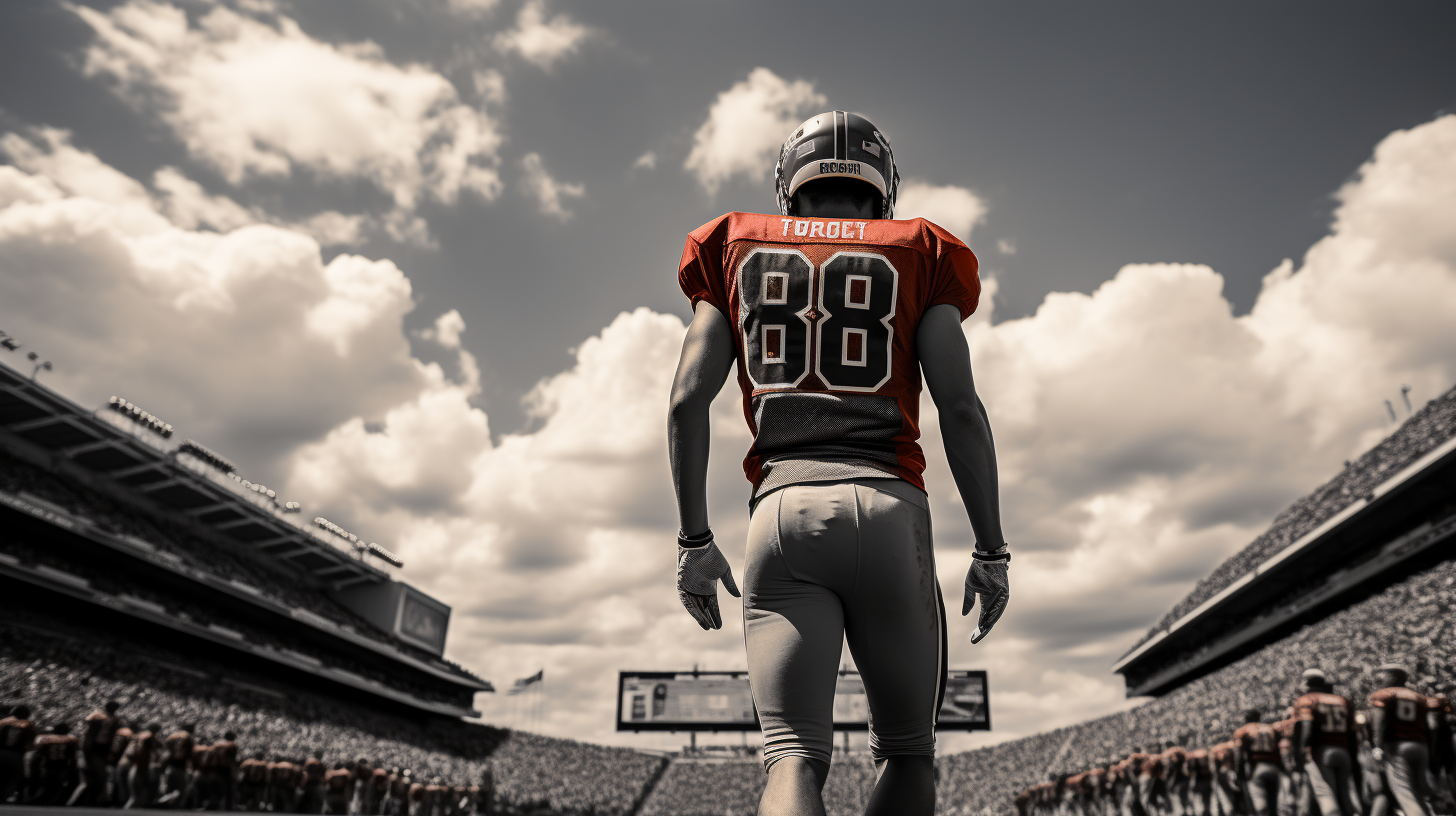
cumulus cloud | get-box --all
[492,0,590,71]
[518,152,584,220]
[632,151,656,171]
[896,181,988,245]
[684,68,826,195]
[4,107,1454,752]
[73,0,503,218]
[0,130,429,482]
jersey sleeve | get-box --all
[923,223,981,320]
[1368,689,1389,708]
[677,230,729,316]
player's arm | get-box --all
[917,303,1007,643]
[667,300,740,630]
[668,300,735,536]
[1367,704,1386,759]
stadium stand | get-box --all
[0,613,668,814]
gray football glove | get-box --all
[677,539,740,630]
[963,556,1009,644]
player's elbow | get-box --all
[939,396,984,433]
[667,384,711,424]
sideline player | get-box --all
[1367,663,1434,816]
[1291,669,1359,816]
[669,110,1009,816]
[1234,710,1283,816]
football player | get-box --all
[121,722,161,809]
[302,749,327,814]
[1367,663,1434,816]
[1233,710,1283,816]
[28,722,79,805]
[0,703,36,803]
[67,699,119,806]
[669,110,1007,816]
[1185,746,1213,816]
[1291,669,1359,816]
[156,721,195,807]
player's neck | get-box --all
[795,194,878,220]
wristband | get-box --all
[972,545,1010,563]
[678,529,714,548]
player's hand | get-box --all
[677,536,740,630]
[963,555,1009,644]
[1371,747,1385,763]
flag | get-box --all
[508,670,543,694]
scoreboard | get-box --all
[616,670,989,732]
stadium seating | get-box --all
[0,446,475,682]
[1134,388,1456,651]
[0,614,665,815]
[936,554,1456,814]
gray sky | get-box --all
[1,0,1454,751]
[5,1,1452,432]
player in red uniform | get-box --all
[238,750,268,811]
[669,110,1007,816]
[1162,740,1190,816]
[121,722,161,808]
[156,721,195,806]
[1209,740,1240,816]
[1185,747,1213,816]
[1234,710,1284,816]
[0,704,36,803]
[1291,669,1359,816]
[302,749,327,814]
[107,722,133,808]
[67,699,119,806]
[28,723,79,805]
[325,762,353,815]
[1427,692,1454,803]
[1368,663,1434,816]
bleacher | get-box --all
[0,613,667,816]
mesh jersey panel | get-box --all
[679,212,980,497]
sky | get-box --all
[0,0,1454,753]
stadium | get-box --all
[3,337,1454,814]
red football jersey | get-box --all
[1294,692,1354,748]
[679,212,980,498]
[1233,722,1281,764]
[1369,686,1429,742]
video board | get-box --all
[615,669,989,732]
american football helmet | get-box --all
[775,111,900,218]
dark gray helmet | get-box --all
[775,111,900,218]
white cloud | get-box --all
[998,238,1017,255]
[151,166,257,232]
[4,110,1454,755]
[519,152,584,220]
[684,68,826,195]
[632,151,656,171]
[419,309,467,349]
[0,130,429,478]
[895,180,988,245]
[492,0,590,71]
[448,0,499,17]
[73,0,503,216]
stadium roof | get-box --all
[1115,384,1456,695]
[0,359,387,590]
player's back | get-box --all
[679,211,980,499]
[1233,723,1280,762]
[1294,692,1353,746]
[1369,686,1429,742]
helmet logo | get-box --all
[861,140,881,158]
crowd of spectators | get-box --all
[0,617,667,815]
[938,556,1456,815]
[1133,387,1456,654]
